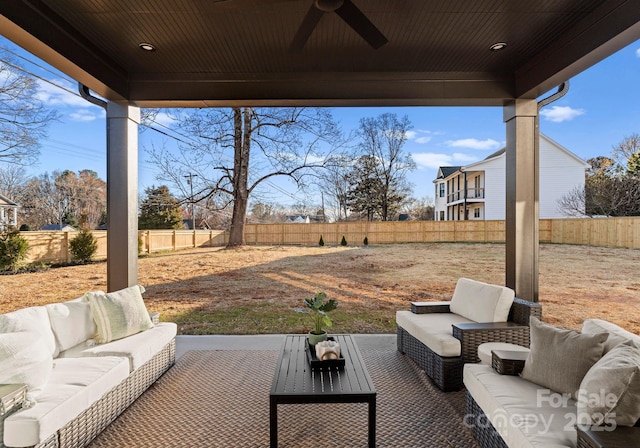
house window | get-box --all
[439,183,445,197]
[439,211,444,221]
[474,208,480,218]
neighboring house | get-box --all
[41,224,77,231]
[433,134,589,221]
[0,194,19,230]
[284,215,311,224]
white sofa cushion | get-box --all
[58,322,177,372]
[0,306,59,357]
[3,356,129,448]
[582,318,640,353]
[87,285,154,343]
[0,332,53,403]
[45,297,98,352]
[396,310,473,357]
[449,278,515,323]
[464,363,578,448]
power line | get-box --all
[0,53,305,203]
[0,45,76,85]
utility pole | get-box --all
[184,174,198,230]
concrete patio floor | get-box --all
[175,334,397,360]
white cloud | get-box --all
[415,136,432,144]
[69,109,104,122]
[445,138,501,150]
[539,105,585,122]
[152,112,176,127]
[35,79,94,108]
[412,152,480,169]
[405,129,434,144]
[636,48,640,57]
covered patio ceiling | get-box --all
[1,0,639,107]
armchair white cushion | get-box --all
[449,278,515,323]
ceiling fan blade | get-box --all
[290,5,325,52]
[335,0,388,49]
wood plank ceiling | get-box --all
[1,0,639,107]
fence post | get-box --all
[193,229,197,248]
[172,230,176,251]
[64,231,71,263]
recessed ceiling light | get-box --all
[490,42,507,51]
[139,43,156,52]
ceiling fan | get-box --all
[290,0,388,52]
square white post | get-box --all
[504,99,539,302]
[106,101,140,292]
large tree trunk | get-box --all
[227,107,251,247]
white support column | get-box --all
[106,102,140,292]
[12,207,17,227]
[503,99,539,302]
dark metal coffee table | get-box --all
[269,334,377,447]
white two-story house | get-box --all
[434,134,589,221]
[0,193,19,230]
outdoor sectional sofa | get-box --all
[465,317,640,448]
[396,278,542,391]
[0,285,176,448]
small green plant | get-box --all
[319,235,325,246]
[340,235,347,246]
[363,236,369,246]
[0,227,30,271]
[303,291,338,335]
[69,227,98,263]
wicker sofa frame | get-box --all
[397,298,541,391]
[9,339,176,448]
[466,391,640,448]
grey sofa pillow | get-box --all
[577,340,640,427]
[521,317,608,399]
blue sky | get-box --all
[1,35,639,206]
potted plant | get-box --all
[303,291,338,346]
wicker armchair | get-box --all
[397,297,541,391]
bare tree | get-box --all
[612,133,640,172]
[557,185,588,217]
[0,56,59,165]
[356,113,416,221]
[404,196,435,221]
[147,107,344,246]
[19,170,106,229]
[0,165,28,200]
[320,155,354,222]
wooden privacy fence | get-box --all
[21,230,228,264]
[244,217,640,249]
[17,217,640,264]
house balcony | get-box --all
[446,188,485,204]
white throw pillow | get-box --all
[582,319,640,353]
[46,296,99,352]
[0,331,53,403]
[449,278,515,322]
[0,306,59,358]
[577,340,640,427]
[87,285,154,343]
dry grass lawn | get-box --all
[1,243,639,335]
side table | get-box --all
[491,350,528,375]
